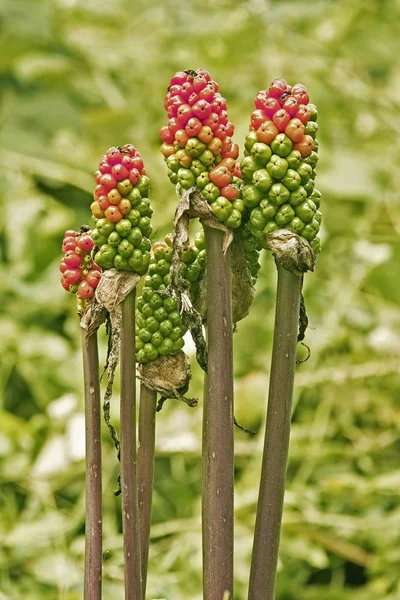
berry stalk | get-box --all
[82,329,103,600]
[248,265,302,600]
[137,383,157,599]
[202,226,234,600]
[120,289,142,600]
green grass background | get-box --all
[1,0,399,598]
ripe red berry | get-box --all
[60,276,71,292]
[64,269,82,285]
[86,270,102,288]
[170,71,187,86]
[159,125,175,144]
[272,109,290,132]
[185,117,203,137]
[192,100,212,120]
[282,97,298,117]
[77,235,94,252]
[78,280,95,299]
[106,147,122,165]
[64,251,82,268]
[62,236,77,253]
[251,109,268,130]
[111,164,129,181]
[193,74,208,93]
[296,104,311,124]
[268,78,287,99]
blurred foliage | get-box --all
[1,0,400,598]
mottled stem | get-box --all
[82,329,102,600]
[202,226,234,600]
[137,383,157,599]
[248,265,302,600]
[120,290,142,600]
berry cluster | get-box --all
[90,144,153,273]
[241,79,321,255]
[160,69,244,229]
[136,233,206,363]
[60,229,102,312]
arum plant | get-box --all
[240,78,321,600]
[91,143,153,599]
[135,234,203,596]
[160,68,249,599]
[60,228,103,600]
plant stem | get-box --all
[120,289,142,600]
[81,329,102,600]
[202,226,234,600]
[248,264,302,600]
[137,383,157,599]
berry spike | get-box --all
[242,79,321,256]
[91,144,153,274]
[160,69,244,230]
[60,227,101,314]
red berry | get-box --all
[77,235,94,252]
[211,94,227,113]
[121,155,135,169]
[220,184,239,201]
[188,92,199,106]
[218,110,228,125]
[202,112,219,131]
[263,97,281,118]
[209,165,232,188]
[64,269,82,285]
[282,97,298,117]
[192,100,212,120]
[272,109,290,132]
[176,104,193,126]
[181,81,194,100]
[254,90,269,110]
[130,156,144,172]
[94,170,102,184]
[169,84,182,97]
[251,109,268,130]
[129,168,140,185]
[171,71,187,86]
[86,270,102,288]
[78,280,94,299]
[93,184,107,200]
[98,158,112,174]
[159,125,175,144]
[185,117,203,137]
[168,95,185,116]
[196,69,211,82]
[193,74,208,93]
[60,276,71,292]
[59,260,68,273]
[222,141,239,160]
[233,163,242,179]
[199,82,217,101]
[168,118,180,135]
[62,236,77,253]
[100,173,117,191]
[268,78,287,99]
[64,251,82,268]
[111,164,129,181]
[296,104,311,124]
[106,147,122,165]
[291,84,309,105]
